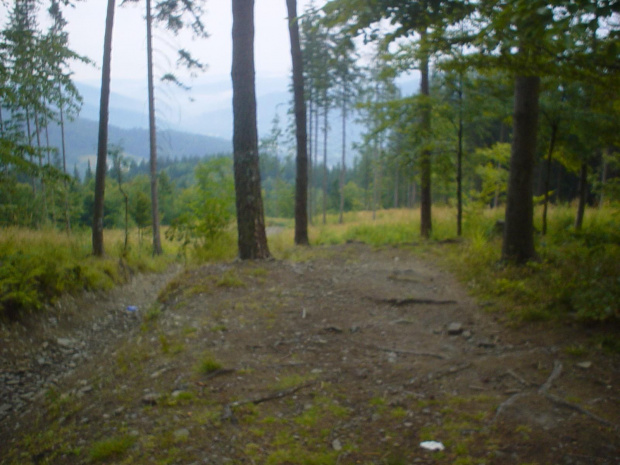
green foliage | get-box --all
[0,228,172,319]
[88,435,136,462]
[471,143,510,207]
[166,156,235,257]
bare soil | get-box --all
[1,243,618,464]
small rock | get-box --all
[150,368,168,379]
[462,330,472,339]
[56,338,75,348]
[142,393,160,406]
[332,439,342,451]
[447,323,463,335]
[174,428,190,441]
[349,325,361,333]
[576,361,592,370]
[477,339,496,349]
[171,390,185,398]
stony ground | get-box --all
[0,243,618,465]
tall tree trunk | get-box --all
[308,92,313,225]
[231,0,270,259]
[92,0,115,257]
[338,94,346,224]
[574,161,588,230]
[59,94,71,233]
[599,148,610,207]
[146,0,162,255]
[541,122,558,236]
[502,75,540,263]
[493,124,506,208]
[34,109,48,223]
[322,104,328,225]
[394,167,399,208]
[286,0,309,246]
[456,79,463,237]
[419,46,432,238]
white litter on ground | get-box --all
[420,441,445,451]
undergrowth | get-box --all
[0,227,174,320]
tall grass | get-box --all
[0,227,176,319]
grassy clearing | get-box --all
[0,227,176,320]
[270,204,619,327]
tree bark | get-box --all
[456,78,463,237]
[541,122,558,236]
[419,47,432,238]
[92,0,115,257]
[232,0,270,259]
[286,0,309,246]
[574,161,588,230]
[338,89,347,224]
[322,105,328,225]
[502,75,540,263]
[146,0,162,255]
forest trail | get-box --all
[1,243,618,464]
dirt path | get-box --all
[1,244,618,464]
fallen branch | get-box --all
[227,382,315,409]
[367,344,447,360]
[371,297,457,307]
[506,369,535,387]
[493,392,527,423]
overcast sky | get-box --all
[63,0,325,86]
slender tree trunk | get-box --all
[286,0,309,246]
[502,75,540,263]
[599,148,610,207]
[456,80,463,237]
[308,92,313,225]
[44,114,56,225]
[59,94,71,233]
[419,45,432,238]
[574,161,588,230]
[92,0,116,257]
[493,124,506,208]
[322,104,328,225]
[541,122,558,236]
[146,0,162,255]
[314,101,319,222]
[394,167,399,208]
[231,0,270,259]
[338,97,346,224]
[34,110,49,224]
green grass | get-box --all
[88,435,136,462]
[195,353,223,374]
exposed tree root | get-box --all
[370,297,457,306]
[366,344,447,360]
[493,360,618,430]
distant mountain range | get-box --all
[60,74,419,174]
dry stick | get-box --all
[370,297,457,306]
[369,344,447,360]
[506,369,535,387]
[227,382,315,409]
